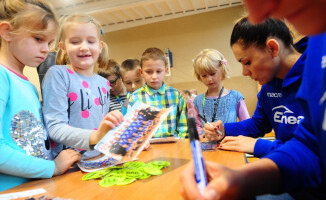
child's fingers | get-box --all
[55,150,82,175]
[104,112,123,126]
[112,110,123,116]
[71,152,82,163]
[66,153,81,164]
[68,153,81,165]
[143,142,150,150]
[109,110,124,120]
[64,149,82,161]
[102,120,118,129]
[62,149,79,155]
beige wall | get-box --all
[24,66,42,100]
[104,5,258,116]
[104,5,246,85]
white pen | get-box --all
[198,114,223,136]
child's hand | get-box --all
[90,110,123,145]
[143,142,151,151]
[53,149,81,176]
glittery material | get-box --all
[201,141,219,151]
[10,110,47,159]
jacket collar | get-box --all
[282,50,307,88]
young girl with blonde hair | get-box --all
[0,0,81,191]
[193,49,250,135]
[42,13,123,160]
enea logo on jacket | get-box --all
[272,105,304,124]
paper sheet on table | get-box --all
[77,102,172,172]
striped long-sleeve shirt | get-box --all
[109,94,127,112]
[128,83,188,138]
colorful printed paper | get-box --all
[77,102,172,172]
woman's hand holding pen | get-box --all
[203,120,225,142]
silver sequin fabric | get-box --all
[10,110,47,159]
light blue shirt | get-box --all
[193,90,244,125]
[0,65,54,192]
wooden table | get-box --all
[1,140,245,200]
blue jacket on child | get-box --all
[224,49,307,157]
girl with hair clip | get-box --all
[0,0,81,191]
[192,49,250,135]
[42,13,123,161]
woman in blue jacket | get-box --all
[180,0,326,199]
[204,17,306,158]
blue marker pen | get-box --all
[188,117,207,195]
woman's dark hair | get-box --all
[230,17,293,49]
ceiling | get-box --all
[49,0,243,33]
